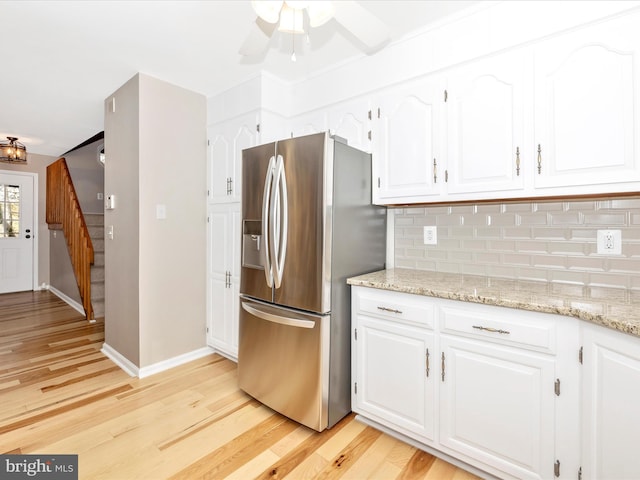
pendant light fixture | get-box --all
[0,137,27,164]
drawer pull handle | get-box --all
[377,306,402,314]
[472,325,510,335]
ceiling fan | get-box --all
[239,0,390,58]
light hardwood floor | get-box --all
[0,291,482,480]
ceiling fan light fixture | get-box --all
[251,0,283,24]
[283,1,309,9]
[0,137,27,164]
[278,3,304,34]
[307,1,335,27]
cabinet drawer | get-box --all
[439,303,556,354]
[354,287,434,329]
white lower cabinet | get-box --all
[439,335,555,479]
[581,323,640,480]
[352,285,586,480]
[355,317,435,443]
[207,203,241,360]
[352,287,436,443]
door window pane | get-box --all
[0,184,20,238]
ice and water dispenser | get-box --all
[242,220,263,269]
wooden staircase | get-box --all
[46,158,95,321]
[85,213,105,318]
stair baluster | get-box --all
[46,158,95,321]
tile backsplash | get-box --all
[394,196,640,290]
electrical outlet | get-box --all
[597,229,622,255]
[423,226,437,245]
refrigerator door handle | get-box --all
[262,155,276,287]
[271,154,288,289]
[241,301,315,329]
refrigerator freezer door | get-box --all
[240,142,276,302]
[238,297,330,431]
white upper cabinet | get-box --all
[207,112,258,203]
[288,110,327,139]
[445,50,528,198]
[367,10,640,205]
[372,77,444,205]
[533,13,640,192]
[327,98,372,153]
[288,98,371,152]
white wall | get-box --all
[65,139,105,214]
[104,74,141,365]
[138,74,207,368]
[104,73,207,370]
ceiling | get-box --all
[0,0,480,157]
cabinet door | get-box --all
[207,204,241,360]
[533,14,640,192]
[288,99,371,153]
[207,114,258,203]
[288,110,327,139]
[581,323,640,480]
[446,51,527,198]
[328,97,372,153]
[440,335,555,480]
[373,77,444,204]
[354,315,435,442]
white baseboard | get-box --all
[101,343,215,379]
[208,341,238,363]
[47,285,85,316]
[101,343,139,377]
[138,347,215,379]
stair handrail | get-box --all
[46,158,95,321]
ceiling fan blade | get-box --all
[239,17,278,56]
[332,1,390,53]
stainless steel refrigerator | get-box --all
[238,132,386,431]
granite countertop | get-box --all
[347,268,640,337]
